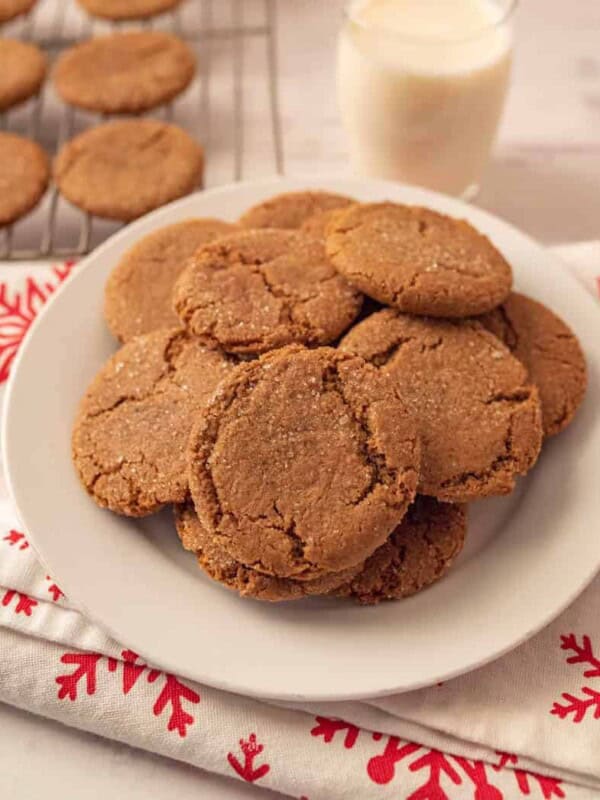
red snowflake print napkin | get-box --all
[0,248,599,800]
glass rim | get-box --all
[343,0,518,45]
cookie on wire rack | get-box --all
[0,132,49,226]
[54,119,204,222]
[53,31,196,115]
[0,39,46,111]
[76,0,182,20]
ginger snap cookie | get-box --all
[479,292,587,438]
[326,202,513,317]
[173,229,363,354]
[53,31,196,115]
[72,329,236,516]
[0,39,46,111]
[239,190,355,230]
[0,132,49,226]
[54,120,204,222]
[340,310,542,503]
[174,503,362,602]
[104,218,239,343]
[76,0,181,20]
[0,0,36,24]
[334,497,466,605]
[187,345,420,579]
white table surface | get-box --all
[2,0,599,797]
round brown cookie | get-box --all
[0,0,36,24]
[54,120,204,222]
[187,345,420,579]
[478,292,587,438]
[173,229,363,354]
[72,328,236,517]
[340,310,542,503]
[0,132,49,226]
[239,191,355,230]
[0,39,46,111]
[53,31,196,115]
[326,202,513,317]
[104,218,239,343]
[334,496,466,605]
[76,0,181,20]
[174,503,362,602]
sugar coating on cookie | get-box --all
[53,31,196,114]
[54,120,204,222]
[174,503,362,602]
[104,218,239,343]
[326,202,513,317]
[187,345,420,579]
[340,310,542,503]
[173,229,363,354]
[0,39,46,111]
[0,132,49,226]
[0,0,36,24]
[72,329,236,517]
[239,190,354,230]
[76,0,181,20]
[479,292,587,438]
[334,496,466,604]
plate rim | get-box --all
[3,174,600,701]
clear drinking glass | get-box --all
[337,0,517,198]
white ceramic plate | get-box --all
[3,177,600,701]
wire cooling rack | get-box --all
[0,0,284,260]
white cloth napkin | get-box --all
[0,244,598,800]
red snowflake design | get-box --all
[45,575,65,602]
[56,653,103,700]
[550,634,600,724]
[3,529,29,550]
[55,648,200,737]
[311,717,565,799]
[311,716,360,749]
[494,754,565,799]
[227,733,271,783]
[1,589,37,616]
[0,261,76,384]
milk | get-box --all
[337,0,513,195]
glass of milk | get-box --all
[337,0,516,197]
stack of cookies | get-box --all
[72,190,587,604]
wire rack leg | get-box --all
[266,0,284,175]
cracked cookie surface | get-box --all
[104,218,239,343]
[340,310,542,502]
[174,503,362,601]
[72,328,236,516]
[53,31,196,114]
[478,292,587,438]
[0,39,46,111]
[54,119,204,222]
[187,345,420,579]
[173,229,363,354]
[239,190,354,230]
[333,496,466,604]
[326,202,512,317]
[0,132,49,226]
[76,0,181,20]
